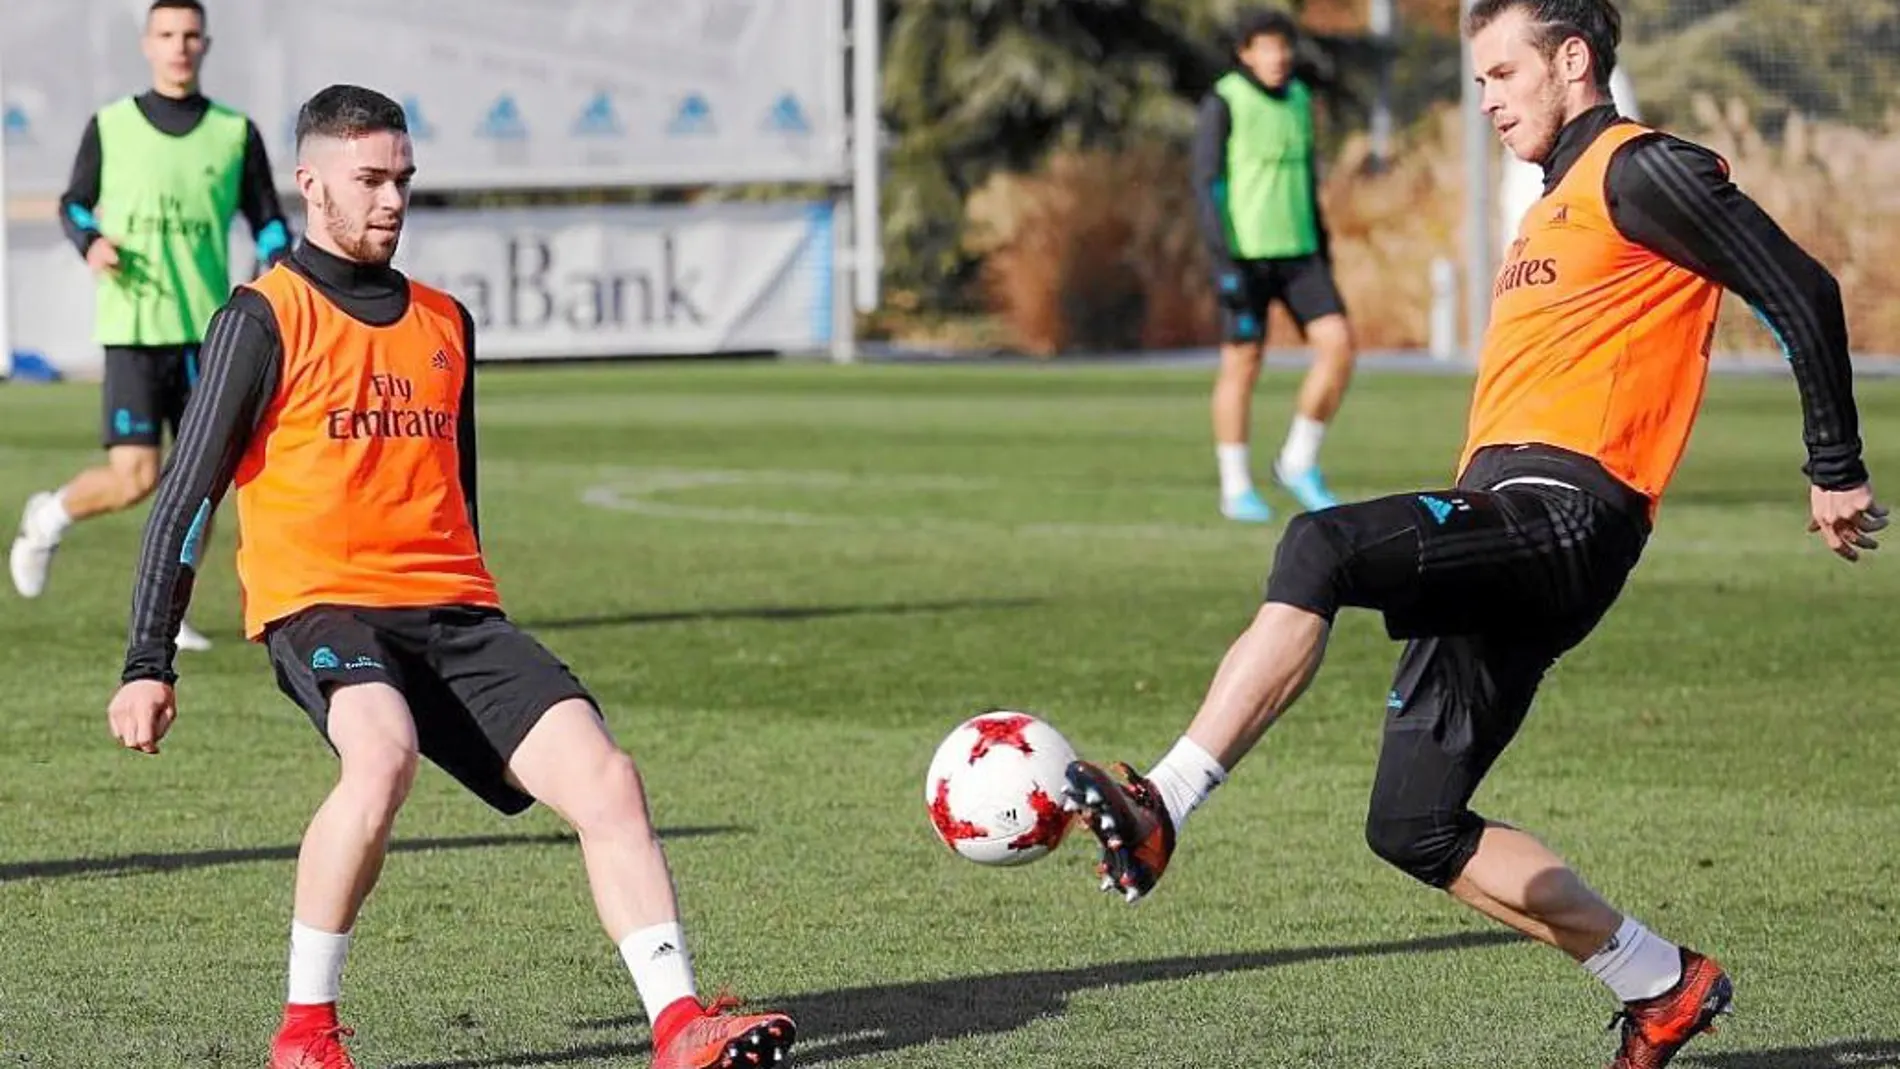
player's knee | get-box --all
[1217,342,1264,376]
[118,474,156,508]
[338,742,419,817]
[565,750,653,837]
[1363,808,1478,889]
[1307,314,1355,358]
[1264,511,1347,619]
[114,465,158,505]
[108,456,160,509]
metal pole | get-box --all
[1369,0,1395,169]
[831,190,857,364]
[1459,0,1491,366]
[850,0,881,315]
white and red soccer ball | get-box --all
[924,711,1077,866]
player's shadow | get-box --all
[522,596,1044,633]
[392,929,1520,1068]
[1687,1040,1900,1068]
[0,826,741,884]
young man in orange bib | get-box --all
[1060,3,1884,1066]
[104,84,794,1069]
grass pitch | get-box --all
[1,361,1896,1067]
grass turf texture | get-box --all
[1,363,1896,1068]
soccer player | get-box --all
[1193,9,1359,522]
[8,0,290,654]
[103,85,795,1069]
[1065,2,1884,1065]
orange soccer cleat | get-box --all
[1607,949,1733,1069]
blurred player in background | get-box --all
[9,0,289,653]
[1194,8,1359,523]
[103,83,794,1069]
[1069,2,1883,1066]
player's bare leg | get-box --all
[1290,314,1356,430]
[506,700,683,942]
[272,683,419,1069]
[1212,340,1274,522]
[1274,312,1356,512]
[1064,602,1328,900]
[506,699,794,1069]
[61,444,163,519]
[1450,823,1621,960]
[11,447,156,598]
[12,444,213,648]
[1178,603,1331,767]
[1448,826,1731,1067]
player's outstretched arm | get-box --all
[109,292,282,753]
[1606,134,1883,561]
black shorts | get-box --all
[265,605,596,815]
[1264,445,1651,883]
[102,344,199,448]
[1220,255,1347,344]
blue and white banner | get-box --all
[1,0,848,196]
[394,201,836,361]
[5,201,835,378]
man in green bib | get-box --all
[9,0,288,651]
[1194,9,1360,523]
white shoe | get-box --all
[175,621,214,652]
[9,492,61,599]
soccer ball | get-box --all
[924,710,1077,866]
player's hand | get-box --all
[85,237,121,275]
[108,679,177,755]
[1808,482,1888,563]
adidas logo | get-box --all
[573,92,622,138]
[763,93,810,135]
[431,350,452,371]
[402,96,438,142]
[1549,204,1570,227]
[1417,494,1469,525]
[477,95,528,141]
[651,941,679,959]
[669,94,714,136]
[3,104,30,144]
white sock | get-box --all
[1582,915,1684,1003]
[286,920,352,1005]
[1147,736,1228,831]
[619,922,697,1026]
[30,490,72,540]
[1278,416,1326,475]
[1216,444,1253,498]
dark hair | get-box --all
[1233,8,1299,52]
[147,0,205,22]
[295,84,408,149]
[1465,0,1622,89]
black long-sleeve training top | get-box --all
[1549,104,1864,491]
[120,241,479,685]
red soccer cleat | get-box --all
[1607,949,1734,1069]
[1061,759,1177,904]
[650,994,796,1069]
[269,1003,357,1069]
